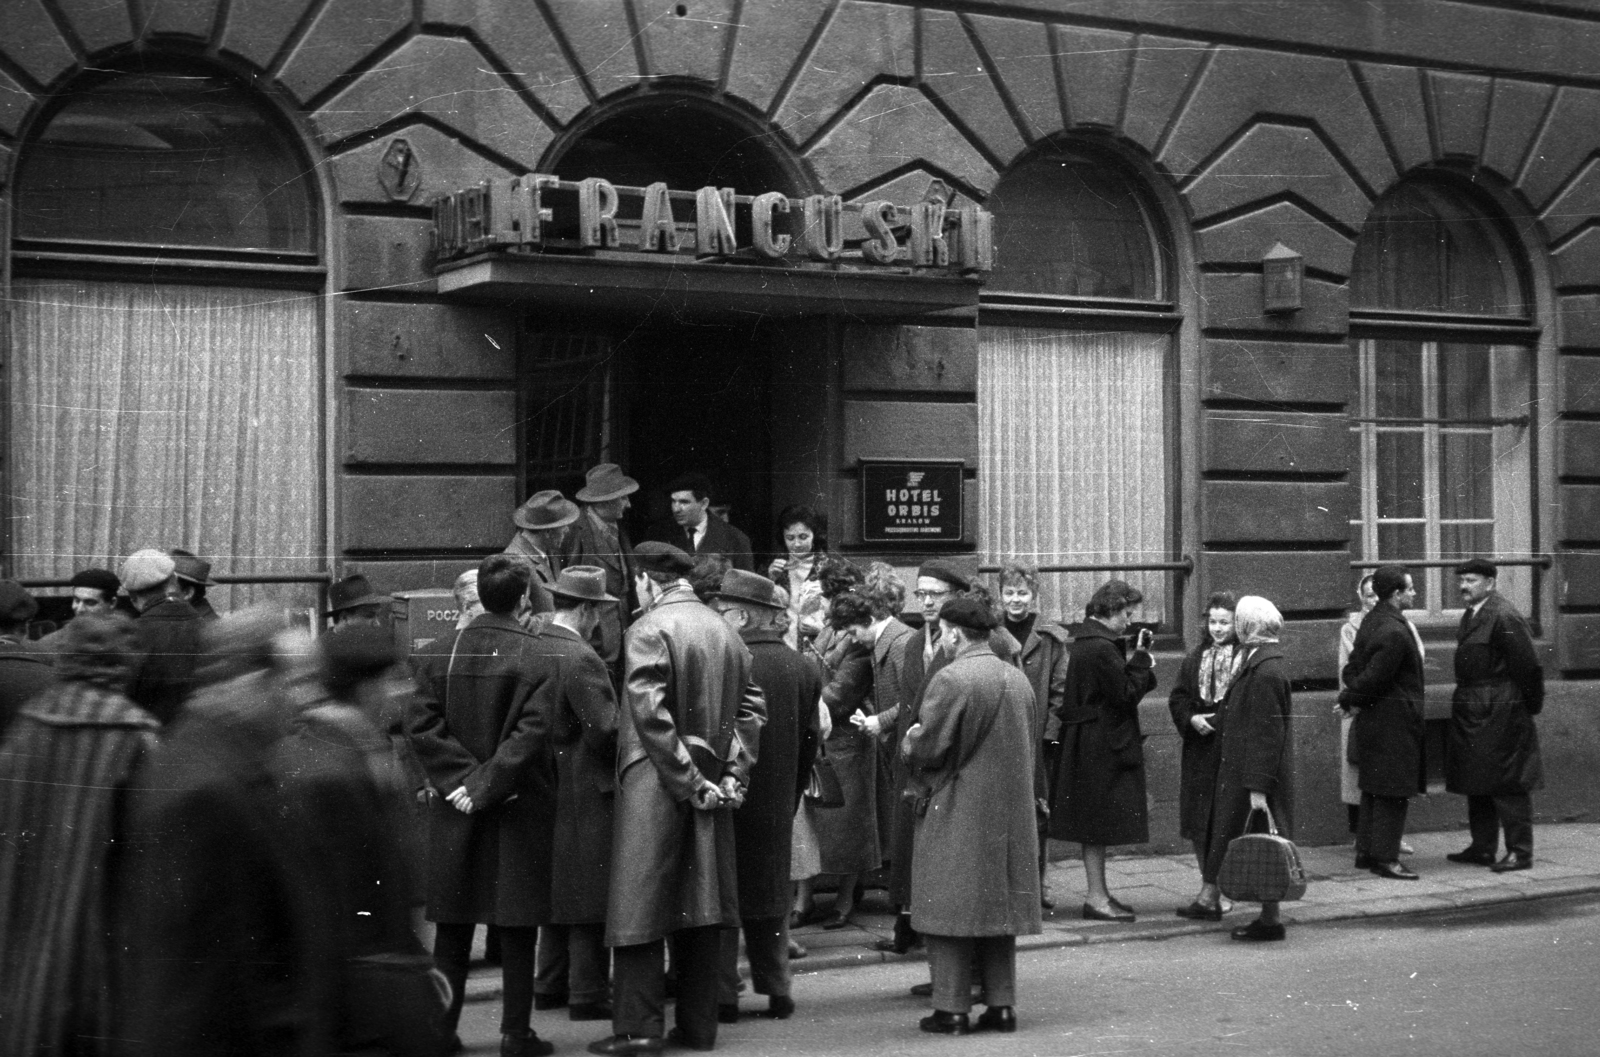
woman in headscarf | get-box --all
[1168,591,1240,920]
[1199,595,1294,943]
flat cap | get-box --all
[120,549,176,593]
[0,579,38,624]
[917,558,970,592]
[939,596,996,631]
[1455,558,1498,578]
[634,541,695,576]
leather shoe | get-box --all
[1108,895,1135,915]
[919,1011,970,1035]
[1175,901,1223,922]
[909,982,934,997]
[874,915,920,953]
[1446,848,1497,866]
[570,1002,613,1021]
[974,1006,1017,1033]
[820,912,851,930]
[1230,920,1286,942]
[665,1027,715,1051]
[1082,902,1135,923]
[533,992,568,1011]
[588,1035,663,1056]
[717,1003,740,1024]
[756,995,795,1019]
[502,1031,554,1057]
[1370,861,1419,880]
[1491,853,1533,873]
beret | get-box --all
[917,558,970,592]
[120,549,176,593]
[939,596,996,631]
[70,568,122,596]
[1371,565,1410,600]
[634,541,696,576]
[1455,558,1498,578]
[0,579,38,624]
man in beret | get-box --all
[901,597,1040,1035]
[708,570,821,1023]
[1445,559,1546,872]
[506,490,579,616]
[0,580,55,736]
[589,543,766,1056]
[68,568,121,618]
[1339,565,1426,881]
[656,473,753,572]
[563,464,641,676]
[120,549,204,725]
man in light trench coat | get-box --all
[588,542,767,1056]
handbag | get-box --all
[804,743,845,808]
[1218,805,1308,903]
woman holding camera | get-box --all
[1048,580,1157,922]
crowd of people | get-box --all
[0,459,1549,1054]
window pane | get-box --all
[1376,432,1424,518]
[987,155,1160,299]
[1351,182,1524,315]
[1374,340,1423,418]
[1439,431,1492,520]
[1441,523,1495,561]
[1439,344,1491,419]
[15,71,316,252]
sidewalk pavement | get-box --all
[465,821,1600,1001]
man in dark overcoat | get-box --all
[505,489,579,616]
[408,554,558,1057]
[1444,558,1545,872]
[0,580,55,736]
[709,569,821,1022]
[120,548,204,724]
[1339,564,1427,881]
[562,463,640,675]
[531,567,622,1021]
[902,598,1040,1036]
[588,543,766,1056]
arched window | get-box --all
[1348,179,1535,618]
[10,66,324,607]
[978,148,1176,623]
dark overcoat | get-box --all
[1445,593,1544,795]
[560,509,634,669]
[869,617,916,862]
[535,622,620,924]
[1017,620,1068,805]
[0,634,56,736]
[810,625,879,874]
[128,597,204,724]
[905,640,1042,937]
[1049,621,1157,846]
[407,613,556,927]
[1340,603,1427,798]
[1167,642,1236,842]
[605,585,767,947]
[1198,645,1292,883]
[656,517,755,572]
[736,627,822,918]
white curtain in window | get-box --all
[11,279,321,610]
[979,325,1168,622]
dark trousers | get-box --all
[1355,792,1410,863]
[536,922,610,1005]
[434,922,537,1034]
[925,934,1016,1014]
[612,925,721,1043]
[1468,792,1534,859]
[716,917,790,1004]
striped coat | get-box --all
[0,682,158,1057]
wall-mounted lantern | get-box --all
[1261,242,1304,315]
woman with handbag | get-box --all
[1203,595,1294,942]
[1167,591,1240,921]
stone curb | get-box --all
[462,873,1600,1003]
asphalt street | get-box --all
[458,892,1600,1056]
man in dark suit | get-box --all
[1445,558,1545,872]
[659,472,753,572]
[563,463,639,674]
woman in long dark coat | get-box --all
[1196,596,1293,943]
[1167,591,1239,920]
[1049,580,1157,922]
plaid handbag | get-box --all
[1218,805,1308,903]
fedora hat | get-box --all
[713,569,785,610]
[326,574,389,615]
[513,489,580,531]
[576,463,640,503]
[548,565,620,604]
[170,552,219,587]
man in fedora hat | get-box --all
[169,549,222,621]
[563,464,640,674]
[120,548,203,725]
[588,543,766,1056]
[707,570,821,1024]
[530,567,622,1022]
[507,490,580,615]
[326,574,390,628]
